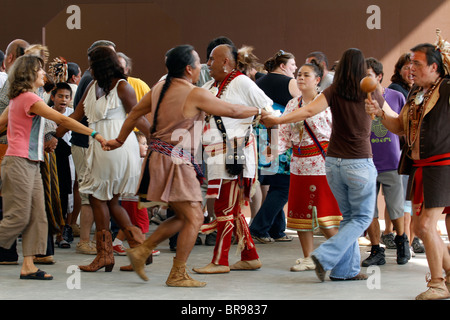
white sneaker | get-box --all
[290,256,316,272]
[358,237,372,246]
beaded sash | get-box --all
[148,138,205,183]
[293,141,329,158]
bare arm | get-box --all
[187,87,264,119]
[106,85,266,151]
[288,78,301,98]
[29,100,105,144]
[262,93,328,127]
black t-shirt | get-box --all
[256,73,293,107]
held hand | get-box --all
[261,114,279,128]
[44,137,58,153]
[364,98,382,118]
[261,109,270,117]
[93,134,107,149]
[102,139,123,151]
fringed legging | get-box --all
[211,180,259,266]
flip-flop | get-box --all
[20,269,53,280]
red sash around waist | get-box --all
[412,153,450,168]
[293,142,329,158]
[411,153,450,214]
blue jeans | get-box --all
[250,174,290,239]
[312,157,377,279]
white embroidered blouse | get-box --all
[278,96,332,176]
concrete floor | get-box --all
[0,221,448,303]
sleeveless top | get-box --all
[256,72,293,108]
[143,78,204,203]
[79,79,141,201]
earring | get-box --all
[223,67,228,73]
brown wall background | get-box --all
[1,0,450,87]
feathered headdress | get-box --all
[48,56,68,83]
[435,28,450,76]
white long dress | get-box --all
[79,79,141,201]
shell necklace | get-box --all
[407,78,441,148]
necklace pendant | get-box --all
[209,87,219,96]
[414,91,425,105]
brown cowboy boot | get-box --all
[120,226,152,271]
[166,257,206,287]
[126,237,157,281]
[79,230,114,272]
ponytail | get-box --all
[150,75,172,134]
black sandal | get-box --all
[20,269,53,280]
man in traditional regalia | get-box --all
[365,31,450,300]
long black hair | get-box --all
[151,44,196,134]
[88,46,126,97]
[333,48,366,101]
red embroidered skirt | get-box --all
[286,174,342,231]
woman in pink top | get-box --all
[0,55,105,280]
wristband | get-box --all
[91,130,98,138]
[115,138,125,145]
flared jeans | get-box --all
[312,157,377,279]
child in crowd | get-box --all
[51,82,76,248]
[113,131,159,257]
